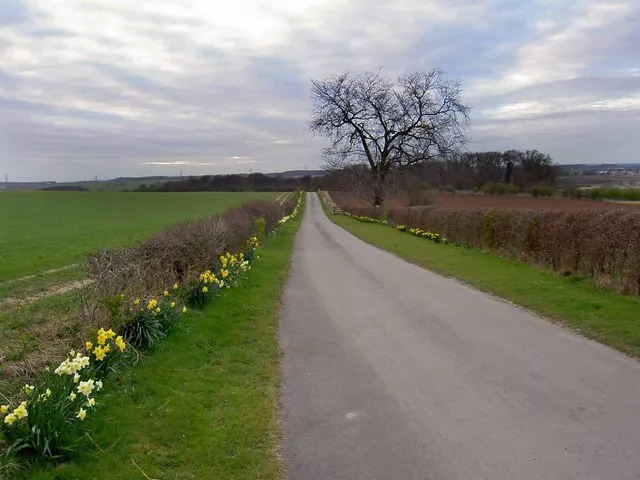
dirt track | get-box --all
[279,193,640,480]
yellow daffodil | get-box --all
[104,329,116,340]
[221,269,229,279]
[115,336,126,352]
[163,290,169,296]
[14,402,28,420]
[173,283,178,290]
[170,302,176,308]
[93,345,107,361]
[76,408,87,421]
[133,298,140,306]
[85,341,93,351]
[182,306,187,314]
[0,405,8,415]
[155,307,161,314]
[4,413,16,425]
[147,299,158,311]
[202,286,209,293]
[104,344,111,353]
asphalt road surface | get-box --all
[278,193,640,480]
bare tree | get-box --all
[310,69,470,207]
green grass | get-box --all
[0,191,277,282]
[26,207,302,480]
[326,208,640,358]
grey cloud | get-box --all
[0,0,639,181]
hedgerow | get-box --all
[337,201,640,295]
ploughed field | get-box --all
[0,191,277,282]
[331,191,640,210]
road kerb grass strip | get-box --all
[320,196,640,359]
[5,196,303,479]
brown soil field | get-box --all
[330,191,640,211]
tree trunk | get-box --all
[371,165,387,209]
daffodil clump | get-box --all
[342,212,446,244]
[119,287,186,348]
[342,212,389,225]
[0,328,126,459]
[186,250,253,308]
[277,191,303,226]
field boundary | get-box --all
[319,190,343,213]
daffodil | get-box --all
[69,392,77,400]
[74,373,81,383]
[0,405,8,415]
[77,379,95,397]
[133,298,140,306]
[163,290,169,297]
[104,344,111,353]
[93,345,107,361]
[147,299,158,311]
[182,306,188,314]
[170,301,176,308]
[86,398,96,408]
[115,336,126,352]
[96,380,103,391]
[45,388,52,398]
[85,341,93,351]
[4,413,16,425]
[155,307,161,314]
[173,283,178,290]
[76,408,87,421]
[14,402,28,420]
[202,286,209,293]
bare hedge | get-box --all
[87,200,285,300]
[342,204,640,295]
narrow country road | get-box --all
[279,193,640,480]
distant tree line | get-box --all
[316,149,557,205]
[138,173,316,192]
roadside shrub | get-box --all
[481,181,507,195]
[562,187,583,199]
[505,184,520,195]
[87,201,284,307]
[583,187,640,201]
[368,205,640,295]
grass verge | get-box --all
[323,201,640,358]
[25,210,302,480]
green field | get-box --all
[325,207,640,358]
[0,191,276,282]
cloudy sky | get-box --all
[1,0,638,182]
